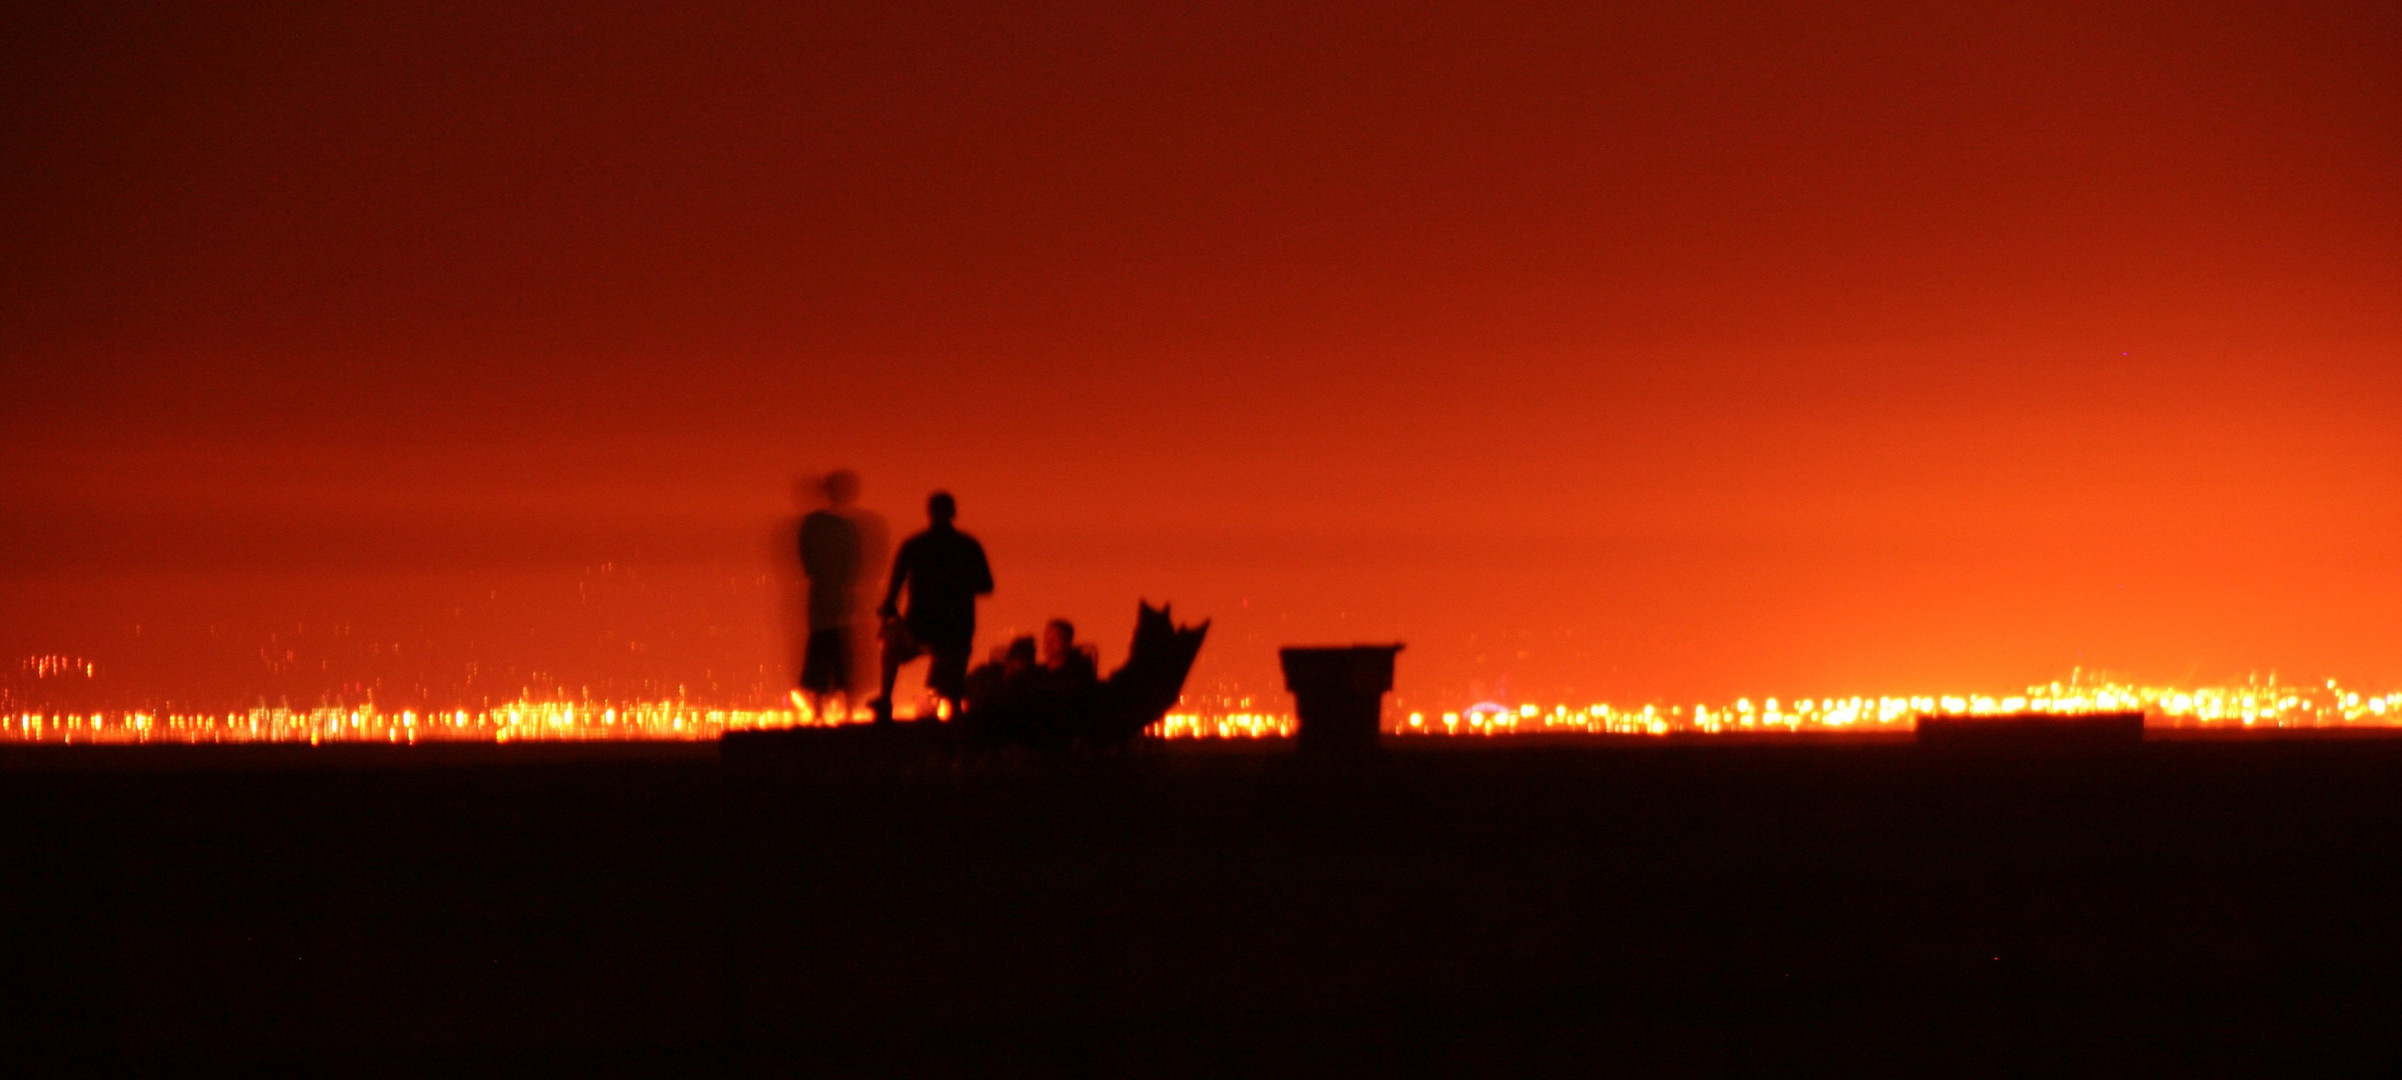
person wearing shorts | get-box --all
[871,491,993,723]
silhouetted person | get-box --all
[990,634,1039,678]
[792,470,867,720]
[1039,618,1099,689]
[871,491,993,723]
[964,635,1037,725]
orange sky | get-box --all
[3,1,2397,710]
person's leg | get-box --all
[871,625,910,724]
[801,626,851,722]
[825,628,855,723]
[928,644,971,721]
[872,656,899,724]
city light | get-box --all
[1396,677,2402,737]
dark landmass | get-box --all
[8,732,2402,1077]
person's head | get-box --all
[822,469,860,507]
[927,491,957,526]
[1004,635,1037,672]
[1041,619,1076,667]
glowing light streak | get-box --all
[1391,677,2402,738]
[1153,712,1295,739]
[3,679,2395,744]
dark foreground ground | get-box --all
[7,732,2402,1077]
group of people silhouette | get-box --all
[792,471,1097,725]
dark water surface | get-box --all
[6,735,2401,1077]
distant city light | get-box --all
[2,676,2395,744]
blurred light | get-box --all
[6,678,2396,744]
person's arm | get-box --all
[971,543,994,596]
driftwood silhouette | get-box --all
[962,602,1209,750]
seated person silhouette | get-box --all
[1038,618,1099,690]
[962,623,1102,748]
[870,491,994,724]
[998,635,1039,678]
[967,635,1038,711]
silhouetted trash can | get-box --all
[1280,644,1403,751]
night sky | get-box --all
[4,1,2397,712]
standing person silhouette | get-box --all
[870,491,994,724]
[793,469,868,720]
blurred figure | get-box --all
[843,485,891,701]
[998,635,1039,684]
[871,491,993,723]
[1039,618,1099,688]
[788,469,881,720]
[963,635,1038,722]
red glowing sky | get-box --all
[3,1,2397,709]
